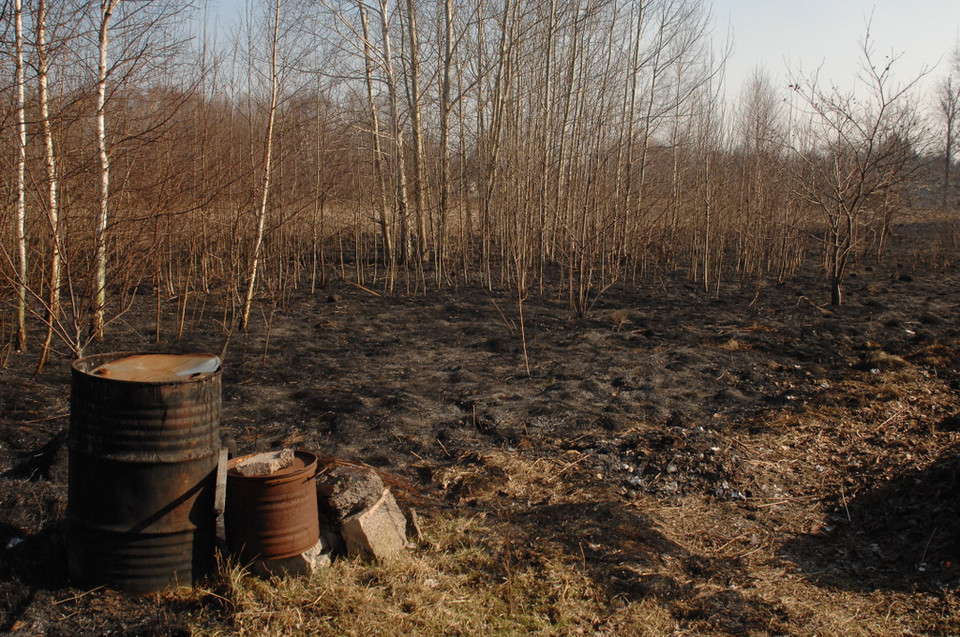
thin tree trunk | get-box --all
[378,0,411,274]
[240,0,281,330]
[92,0,120,341]
[358,1,394,288]
[36,0,64,373]
[311,75,325,294]
[404,0,426,283]
[14,0,27,351]
[536,0,556,283]
[946,110,954,206]
[436,0,454,288]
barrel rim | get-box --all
[72,351,222,385]
[227,450,318,484]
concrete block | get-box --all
[248,537,332,578]
[341,489,408,560]
[236,449,295,477]
[317,464,386,521]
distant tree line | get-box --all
[0,0,956,366]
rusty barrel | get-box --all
[68,352,221,594]
[225,451,319,561]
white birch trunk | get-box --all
[36,0,64,371]
[378,0,411,266]
[14,0,27,351]
[240,0,281,331]
[92,0,120,340]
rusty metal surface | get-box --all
[68,352,221,594]
[225,450,319,561]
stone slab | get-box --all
[341,489,408,560]
[236,449,295,477]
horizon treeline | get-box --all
[1,0,958,364]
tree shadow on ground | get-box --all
[781,442,960,592]
[510,500,790,635]
[0,519,69,633]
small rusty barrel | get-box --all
[68,352,221,594]
[225,451,319,561]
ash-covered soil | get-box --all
[4,220,960,635]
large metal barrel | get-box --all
[68,352,221,594]
[225,451,319,561]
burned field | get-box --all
[3,222,960,635]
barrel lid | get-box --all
[83,353,221,383]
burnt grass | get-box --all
[4,220,960,634]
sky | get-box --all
[718,0,960,101]
[207,0,960,102]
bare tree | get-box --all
[789,30,925,306]
[402,0,426,283]
[436,0,454,287]
[735,67,793,280]
[377,0,411,277]
[90,0,121,340]
[355,0,395,285]
[35,0,65,372]
[13,0,28,350]
[937,43,960,207]
[240,0,282,331]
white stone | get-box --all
[248,537,332,578]
[236,449,295,477]
[341,489,408,560]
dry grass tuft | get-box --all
[431,449,589,505]
[606,309,632,331]
[860,349,910,372]
[716,337,750,351]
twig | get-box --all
[797,295,833,316]
[436,438,451,457]
[21,413,69,424]
[487,294,516,332]
[717,534,749,552]
[335,271,381,297]
[753,495,819,508]
[54,586,107,605]
[556,452,593,477]
[875,408,906,432]
[517,289,531,377]
[346,280,382,297]
[735,545,765,560]
[920,526,939,564]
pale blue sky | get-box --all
[207,0,960,99]
[718,0,960,97]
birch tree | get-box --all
[377,0,411,273]
[13,0,28,350]
[240,0,281,331]
[90,0,121,340]
[35,0,65,372]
